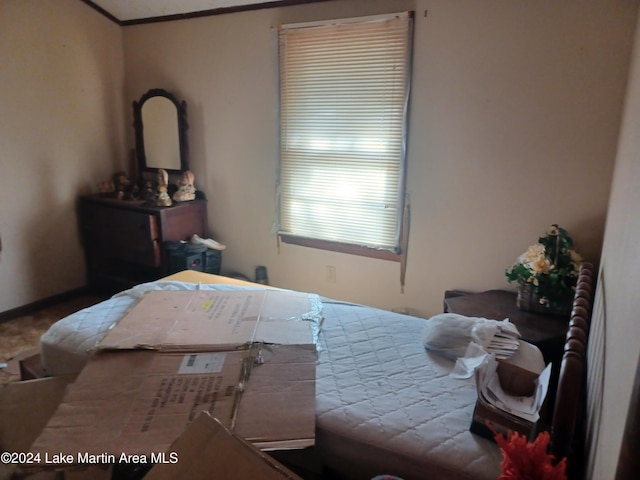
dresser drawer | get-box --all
[82,204,161,267]
[79,195,208,291]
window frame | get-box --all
[277,12,413,262]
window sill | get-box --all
[279,234,401,262]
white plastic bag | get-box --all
[423,313,520,378]
[422,313,500,359]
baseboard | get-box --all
[0,285,94,323]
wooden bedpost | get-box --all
[549,263,594,476]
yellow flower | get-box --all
[506,225,583,310]
[530,256,551,274]
[519,244,545,263]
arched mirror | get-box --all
[133,89,189,176]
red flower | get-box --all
[493,429,567,480]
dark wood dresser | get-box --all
[78,195,207,292]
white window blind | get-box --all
[278,12,413,254]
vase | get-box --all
[516,283,572,316]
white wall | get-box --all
[0,0,126,310]
[588,7,640,479]
[123,0,636,317]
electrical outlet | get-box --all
[326,265,336,283]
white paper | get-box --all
[476,355,551,423]
[178,352,227,374]
[451,342,488,379]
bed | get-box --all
[38,266,594,480]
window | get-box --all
[277,12,413,261]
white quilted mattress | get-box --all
[41,282,502,480]
[316,300,502,480]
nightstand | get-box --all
[444,290,569,366]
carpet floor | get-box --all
[0,295,105,384]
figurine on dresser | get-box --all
[114,171,140,200]
[140,180,156,202]
[173,170,197,202]
[156,168,173,207]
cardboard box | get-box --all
[470,390,542,441]
[0,375,76,480]
[1,347,43,381]
[28,289,319,470]
[470,341,548,441]
[145,411,303,480]
[96,289,320,351]
[496,340,545,397]
[19,352,47,380]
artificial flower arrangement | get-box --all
[505,225,583,312]
[494,429,568,480]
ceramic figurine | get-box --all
[141,180,156,202]
[98,180,115,196]
[156,169,172,207]
[173,170,197,202]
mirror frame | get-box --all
[133,88,189,176]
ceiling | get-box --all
[84,0,323,25]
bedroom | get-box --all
[0,0,639,478]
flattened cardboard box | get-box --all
[29,290,319,469]
[96,289,321,351]
[145,412,302,480]
[0,376,111,479]
[0,375,76,480]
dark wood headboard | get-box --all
[549,262,595,476]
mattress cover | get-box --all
[316,300,502,480]
[40,281,502,480]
